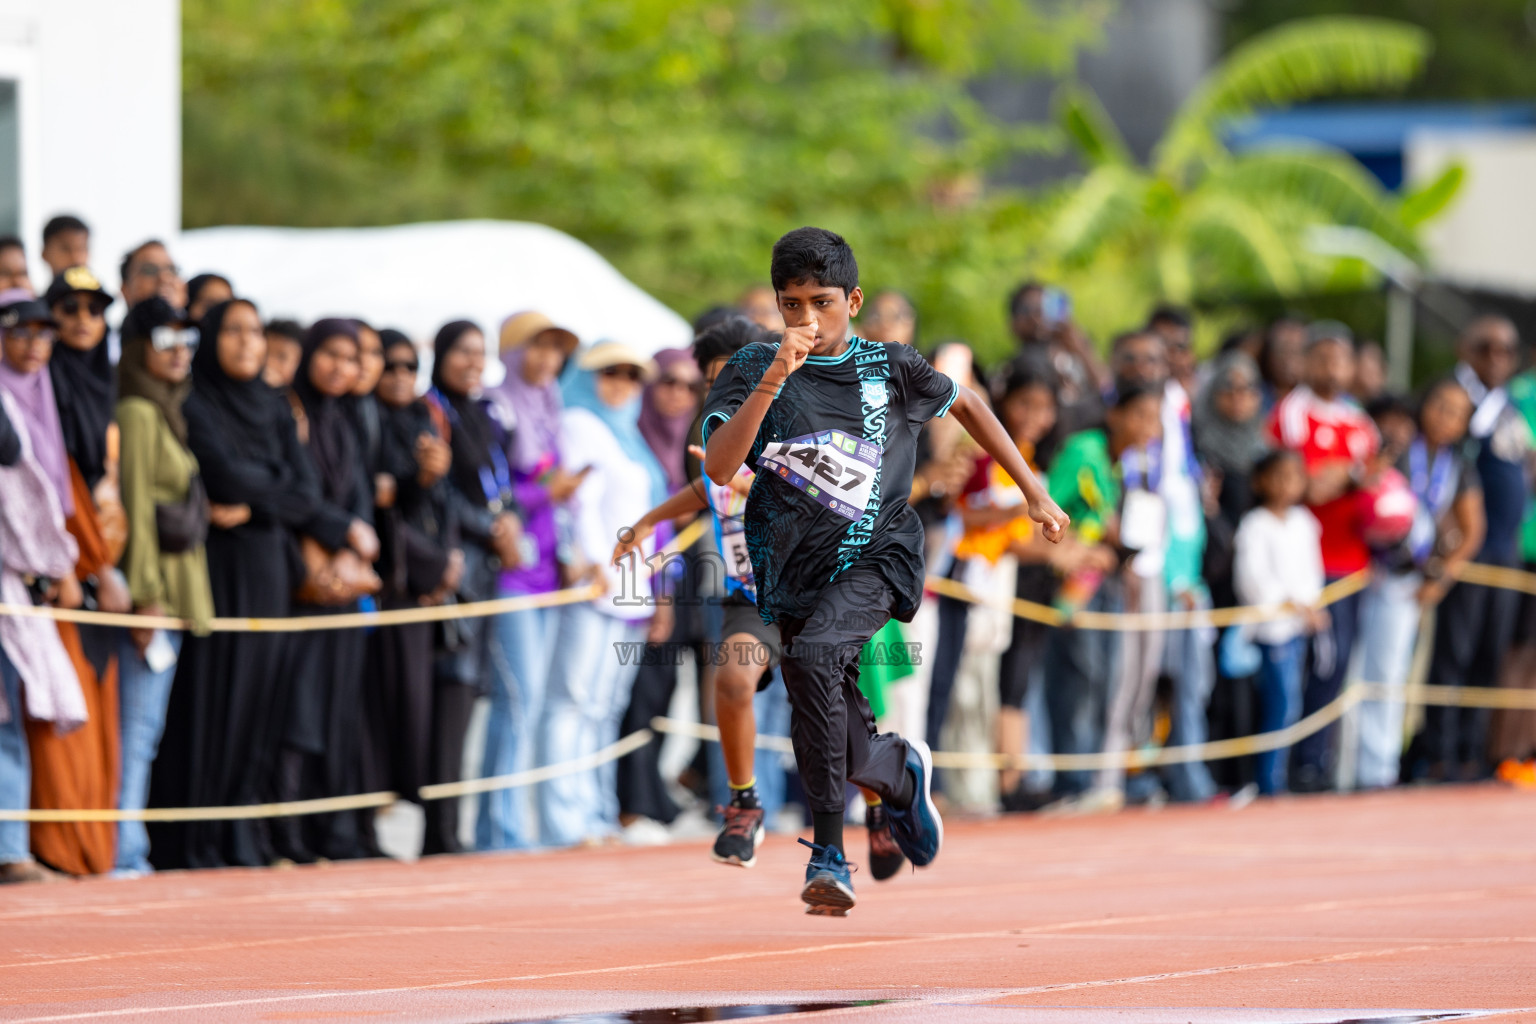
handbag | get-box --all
[155,475,211,554]
[294,535,382,607]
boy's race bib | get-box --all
[757,429,883,521]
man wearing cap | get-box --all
[1267,321,1380,792]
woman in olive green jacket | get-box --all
[112,297,236,875]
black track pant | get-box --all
[777,569,912,815]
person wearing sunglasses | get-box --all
[112,298,225,878]
[45,267,117,491]
[537,339,667,848]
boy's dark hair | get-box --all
[119,239,166,285]
[1007,280,1043,319]
[1146,304,1191,331]
[770,227,858,295]
[43,215,89,244]
[1251,447,1301,485]
[693,314,775,376]
[0,235,24,254]
[264,317,305,344]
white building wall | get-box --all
[1408,130,1536,297]
[0,0,179,294]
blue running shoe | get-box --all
[798,838,855,916]
[886,738,943,867]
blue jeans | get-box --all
[1353,571,1420,789]
[1044,580,1122,797]
[537,603,646,847]
[1293,582,1362,786]
[708,670,791,822]
[477,604,554,851]
[1255,637,1305,795]
[1160,592,1218,803]
[115,630,184,873]
[0,648,28,864]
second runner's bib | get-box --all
[757,429,883,521]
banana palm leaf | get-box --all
[1399,162,1466,227]
[1047,163,1147,263]
[1211,145,1422,258]
[1054,82,1131,168]
[1178,192,1302,298]
[1155,16,1430,180]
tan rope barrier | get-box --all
[0,517,708,633]
[652,677,1536,773]
[0,730,655,823]
[923,570,1370,631]
[6,683,1533,822]
[417,728,654,800]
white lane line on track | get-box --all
[12,937,1533,1023]
[0,923,495,969]
[8,882,1534,976]
[8,906,1535,1022]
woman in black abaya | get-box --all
[276,319,380,862]
[422,321,523,855]
[360,332,461,842]
[148,299,322,869]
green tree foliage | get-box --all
[184,0,1106,356]
[1225,0,1536,101]
[1041,16,1456,345]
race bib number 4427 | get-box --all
[756,430,882,520]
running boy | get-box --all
[701,227,1068,914]
[613,315,907,879]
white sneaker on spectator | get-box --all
[620,817,672,847]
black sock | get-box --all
[812,811,844,854]
[729,784,760,810]
[892,766,916,811]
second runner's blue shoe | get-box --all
[887,738,943,867]
[798,838,855,916]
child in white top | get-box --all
[1233,449,1326,795]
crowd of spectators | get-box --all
[1,217,1533,885]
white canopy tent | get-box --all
[175,220,693,386]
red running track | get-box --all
[2,785,1534,1024]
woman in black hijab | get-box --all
[360,332,461,850]
[148,298,324,870]
[422,320,523,854]
[45,268,115,489]
[275,318,381,862]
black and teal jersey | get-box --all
[701,336,959,625]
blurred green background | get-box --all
[183,0,1535,364]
